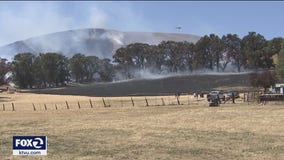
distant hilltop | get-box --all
[0,28,201,60]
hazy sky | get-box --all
[0,1,284,46]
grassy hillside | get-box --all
[25,73,252,96]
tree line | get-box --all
[11,53,114,88]
[113,32,283,79]
[0,31,284,89]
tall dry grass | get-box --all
[0,93,283,160]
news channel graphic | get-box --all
[13,136,47,156]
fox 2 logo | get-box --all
[13,136,46,150]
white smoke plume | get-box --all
[0,2,159,61]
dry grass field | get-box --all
[0,92,284,160]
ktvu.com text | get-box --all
[13,136,47,156]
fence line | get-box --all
[243,91,262,104]
[0,95,207,112]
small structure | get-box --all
[270,83,284,94]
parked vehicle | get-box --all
[207,91,225,102]
[227,91,240,98]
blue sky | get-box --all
[0,1,284,46]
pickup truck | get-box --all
[207,91,225,102]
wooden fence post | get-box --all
[131,97,135,107]
[44,104,47,110]
[107,100,111,107]
[11,103,15,111]
[161,98,165,106]
[176,96,180,105]
[188,95,190,105]
[66,101,69,109]
[32,103,36,111]
[78,101,81,109]
[145,97,149,106]
[102,98,107,107]
[247,92,250,105]
[89,99,93,108]
[55,104,58,110]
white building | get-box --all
[270,83,284,94]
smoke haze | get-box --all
[0,28,201,61]
[0,1,156,48]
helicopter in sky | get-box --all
[175,26,182,30]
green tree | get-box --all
[98,58,114,82]
[265,37,284,68]
[260,70,276,92]
[113,47,135,79]
[56,54,70,86]
[194,35,223,71]
[12,53,36,88]
[158,41,183,72]
[69,54,87,82]
[222,34,243,72]
[173,41,195,72]
[268,37,284,54]
[128,43,150,70]
[0,58,11,85]
[33,53,69,87]
[33,55,46,87]
[194,35,212,70]
[209,34,224,72]
[144,45,163,73]
[276,47,284,81]
[184,42,196,72]
[85,56,100,81]
[242,32,269,69]
[113,43,152,78]
[249,71,276,92]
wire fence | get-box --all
[0,95,205,112]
